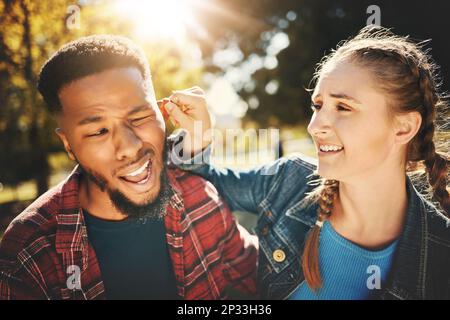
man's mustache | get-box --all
[113,148,156,176]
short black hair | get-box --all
[37,35,151,113]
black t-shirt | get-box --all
[83,210,179,300]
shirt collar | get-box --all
[55,165,88,254]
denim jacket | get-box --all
[177,145,450,300]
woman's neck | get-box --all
[329,170,408,250]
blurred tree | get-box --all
[0,0,69,194]
[2,0,448,199]
[192,0,450,126]
[0,0,201,198]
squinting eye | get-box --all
[88,128,108,137]
[337,105,351,111]
[131,116,152,126]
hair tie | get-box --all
[315,220,324,228]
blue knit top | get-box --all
[289,221,399,300]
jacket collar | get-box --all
[380,177,428,299]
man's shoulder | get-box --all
[167,166,231,231]
[0,183,65,259]
[168,166,223,202]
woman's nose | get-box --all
[307,109,333,137]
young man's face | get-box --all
[57,67,167,208]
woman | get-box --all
[162,26,450,299]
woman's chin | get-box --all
[317,167,340,181]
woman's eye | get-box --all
[337,104,351,111]
[311,103,321,111]
[88,128,108,137]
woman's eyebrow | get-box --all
[329,93,362,104]
[312,93,362,104]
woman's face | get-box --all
[307,60,400,183]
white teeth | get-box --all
[320,145,343,152]
[124,161,149,177]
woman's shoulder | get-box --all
[257,154,319,197]
[412,185,450,248]
[256,154,320,218]
[267,153,318,178]
[425,201,450,246]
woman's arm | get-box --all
[173,141,284,213]
[162,87,295,214]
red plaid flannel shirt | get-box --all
[0,165,258,300]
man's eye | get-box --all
[88,128,108,137]
[311,103,321,111]
[131,116,151,126]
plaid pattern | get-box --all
[0,165,258,300]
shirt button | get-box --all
[273,249,286,263]
[261,226,269,236]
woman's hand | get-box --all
[157,86,212,156]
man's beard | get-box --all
[78,142,173,221]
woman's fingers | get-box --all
[163,86,212,155]
[157,98,170,120]
[165,101,191,128]
[169,90,204,108]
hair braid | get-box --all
[301,179,339,290]
[416,67,450,214]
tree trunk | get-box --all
[21,0,50,196]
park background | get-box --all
[1,0,450,237]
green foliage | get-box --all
[194,0,450,126]
[1,0,449,198]
[0,0,201,196]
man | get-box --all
[0,35,257,300]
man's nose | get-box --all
[113,124,143,161]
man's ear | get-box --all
[394,111,422,145]
[55,128,76,161]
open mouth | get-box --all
[119,160,152,185]
[318,144,344,155]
